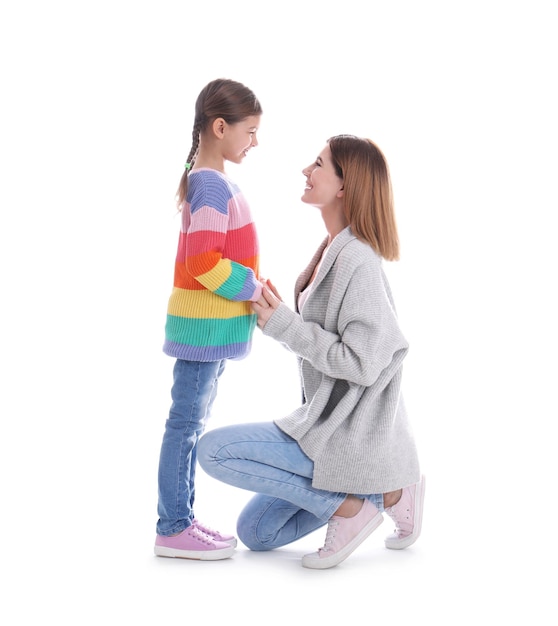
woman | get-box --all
[198,135,424,569]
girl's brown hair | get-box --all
[176,78,263,208]
[328,135,400,261]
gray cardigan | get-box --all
[264,227,420,494]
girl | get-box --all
[154,79,263,561]
[198,135,425,569]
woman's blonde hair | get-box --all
[328,135,399,261]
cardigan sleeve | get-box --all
[262,257,408,387]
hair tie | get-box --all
[184,162,192,171]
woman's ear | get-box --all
[337,185,344,198]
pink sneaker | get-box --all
[302,499,384,569]
[193,519,237,547]
[154,525,235,560]
[384,475,425,550]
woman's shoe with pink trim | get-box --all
[384,475,425,550]
[302,499,384,569]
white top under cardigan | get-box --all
[264,227,420,494]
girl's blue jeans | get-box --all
[197,421,384,551]
[156,358,226,536]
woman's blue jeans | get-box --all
[198,422,384,550]
[156,358,226,536]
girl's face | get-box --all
[301,144,344,209]
[222,115,261,164]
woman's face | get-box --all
[301,144,344,209]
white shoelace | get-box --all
[190,525,214,545]
[319,519,339,553]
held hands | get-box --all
[252,279,282,328]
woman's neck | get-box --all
[318,201,348,244]
[323,215,348,244]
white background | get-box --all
[1,1,556,623]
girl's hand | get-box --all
[252,279,282,328]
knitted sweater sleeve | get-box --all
[262,254,408,387]
[180,171,262,302]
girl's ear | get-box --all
[336,185,344,198]
[212,117,226,139]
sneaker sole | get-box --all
[384,474,425,550]
[154,544,235,560]
[301,513,384,570]
[221,538,238,548]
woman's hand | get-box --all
[252,279,282,328]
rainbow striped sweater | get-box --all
[163,169,262,361]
